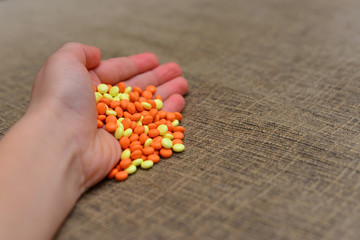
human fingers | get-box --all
[124,62,182,89]
[162,94,186,112]
[92,53,159,85]
[155,76,188,101]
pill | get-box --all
[161,138,173,149]
[172,144,185,152]
[125,165,137,175]
[141,160,154,169]
[115,171,128,181]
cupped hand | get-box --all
[28,42,188,191]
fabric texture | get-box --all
[1,0,360,239]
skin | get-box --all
[0,42,188,240]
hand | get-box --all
[30,42,188,190]
[0,42,188,240]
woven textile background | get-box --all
[1,0,360,239]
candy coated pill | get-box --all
[154,99,163,110]
[141,160,154,169]
[125,165,137,175]
[97,84,109,94]
[172,144,185,152]
[141,102,152,110]
[109,86,120,96]
[115,171,128,181]
[105,122,117,132]
[161,138,173,149]
[131,158,143,167]
[160,148,172,158]
[121,149,131,159]
[147,154,160,164]
[123,128,133,137]
[157,124,168,135]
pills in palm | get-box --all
[95,83,185,181]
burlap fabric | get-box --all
[1,0,360,239]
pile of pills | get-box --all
[94,82,185,181]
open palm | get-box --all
[29,43,188,190]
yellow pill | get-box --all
[141,102,152,110]
[141,160,154,169]
[172,119,179,127]
[163,133,174,140]
[124,86,132,93]
[136,117,143,126]
[123,128,133,137]
[97,84,108,94]
[161,138,173,149]
[131,158,143,167]
[121,93,130,101]
[144,138,153,147]
[154,99,163,110]
[113,95,121,101]
[106,110,117,116]
[121,149,131,159]
[125,165,137,175]
[109,86,120,97]
[172,143,185,152]
[114,126,124,139]
[144,125,149,134]
[103,93,113,100]
[157,124,168,135]
[95,92,103,103]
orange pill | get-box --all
[155,95,162,100]
[134,101,144,112]
[147,123,157,129]
[139,97,147,103]
[131,113,142,121]
[122,118,132,129]
[119,137,130,149]
[115,106,124,118]
[106,115,117,124]
[153,136,163,142]
[143,147,155,155]
[108,168,119,179]
[149,109,158,119]
[145,85,157,94]
[119,158,132,169]
[110,101,121,109]
[96,102,107,115]
[97,119,104,128]
[150,141,162,150]
[142,90,153,99]
[154,150,160,155]
[129,133,139,142]
[133,86,143,95]
[118,82,126,93]
[99,98,111,106]
[115,171,128,181]
[174,112,183,121]
[142,115,153,125]
[131,121,137,129]
[97,114,106,121]
[123,111,132,119]
[154,114,160,122]
[129,91,139,102]
[131,150,142,159]
[105,122,117,132]
[158,111,167,119]
[127,102,136,114]
[141,155,147,160]
[173,126,185,133]
[120,100,129,110]
[134,125,145,135]
[148,154,160,163]
[130,144,143,152]
[129,141,141,148]
[173,132,184,139]
[139,133,149,144]
[93,85,97,92]
[160,149,172,158]
[172,139,183,145]
[141,111,150,117]
[166,122,174,131]
[166,112,176,121]
[148,129,160,138]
